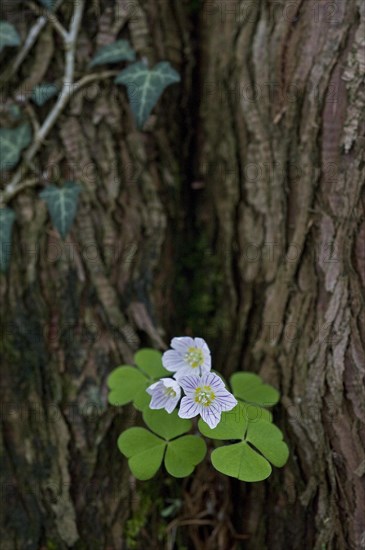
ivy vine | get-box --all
[0,1,180,272]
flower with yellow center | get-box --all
[146,378,181,413]
[178,373,237,429]
[194,385,215,406]
[162,337,211,379]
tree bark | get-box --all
[0,1,364,549]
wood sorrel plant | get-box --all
[107,337,289,482]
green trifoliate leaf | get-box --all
[134,348,166,378]
[117,410,206,480]
[0,21,21,53]
[230,372,280,407]
[0,124,32,171]
[115,61,180,128]
[118,427,166,481]
[199,403,249,440]
[199,404,288,482]
[107,366,147,407]
[143,408,191,440]
[133,385,153,410]
[211,441,272,482]
[39,182,81,239]
[197,402,271,442]
[245,419,289,467]
[107,348,169,411]
[164,435,207,477]
[90,40,135,67]
[0,207,15,273]
[31,83,59,106]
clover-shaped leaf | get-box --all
[143,407,191,440]
[115,61,180,128]
[199,403,288,482]
[165,435,206,477]
[31,83,59,106]
[0,21,21,53]
[39,182,81,239]
[118,427,166,480]
[118,409,206,480]
[0,124,32,171]
[0,207,16,273]
[211,442,272,482]
[90,40,135,67]
[230,372,280,408]
[107,348,169,410]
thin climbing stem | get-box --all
[1,0,85,205]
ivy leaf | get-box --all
[31,83,59,106]
[39,182,81,239]
[230,372,280,408]
[199,403,288,482]
[8,105,21,121]
[90,40,135,67]
[38,0,55,10]
[115,61,180,128]
[0,21,21,53]
[118,409,206,480]
[107,348,169,411]
[0,207,15,273]
[0,124,32,171]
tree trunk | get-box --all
[1,1,364,549]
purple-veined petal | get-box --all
[165,394,180,413]
[194,338,211,370]
[178,396,201,419]
[173,366,201,380]
[160,377,181,392]
[148,378,181,413]
[194,337,210,351]
[150,392,170,409]
[201,372,225,390]
[162,349,186,372]
[146,381,160,395]
[178,375,201,394]
[171,336,195,353]
[215,392,238,411]
[200,403,222,429]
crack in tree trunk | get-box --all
[0,1,364,549]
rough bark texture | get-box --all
[0,1,364,549]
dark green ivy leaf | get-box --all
[38,0,55,10]
[31,83,59,106]
[0,124,32,171]
[0,207,16,273]
[115,61,180,128]
[39,182,81,239]
[0,21,21,53]
[90,40,135,67]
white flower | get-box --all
[178,372,237,429]
[162,337,211,379]
[146,378,181,413]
